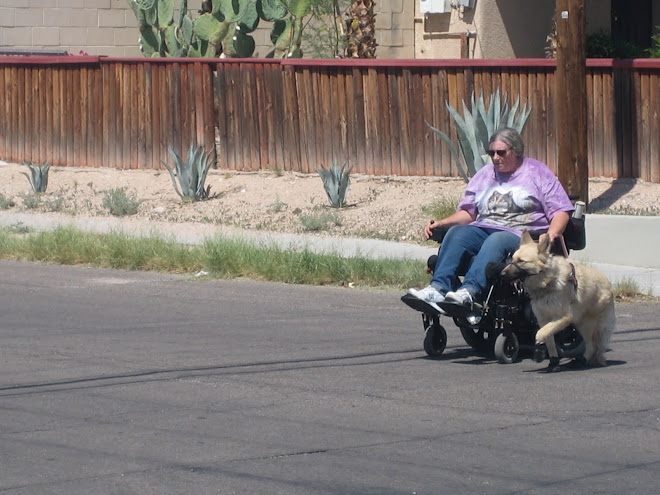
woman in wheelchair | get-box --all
[408,127,574,313]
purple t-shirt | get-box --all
[457,158,574,236]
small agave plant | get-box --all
[21,161,51,193]
[162,144,214,202]
[315,161,353,208]
[427,89,532,182]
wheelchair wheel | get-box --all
[423,323,447,358]
[555,325,586,359]
[459,327,493,354]
[494,332,519,364]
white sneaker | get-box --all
[408,285,445,304]
[445,288,473,307]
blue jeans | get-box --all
[430,225,520,301]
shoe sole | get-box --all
[401,294,446,316]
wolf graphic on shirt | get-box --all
[476,186,537,228]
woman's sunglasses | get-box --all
[487,149,509,157]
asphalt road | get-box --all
[1,260,658,495]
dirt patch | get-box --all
[1,161,658,243]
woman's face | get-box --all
[488,140,521,174]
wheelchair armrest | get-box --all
[429,226,448,243]
[563,216,586,251]
[528,216,586,252]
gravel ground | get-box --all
[1,161,658,243]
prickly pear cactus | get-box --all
[127,0,314,58]
[194,0,259,57]
[127,0,191,57]
[259,0,310,58]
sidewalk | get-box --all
[0,211,658,296]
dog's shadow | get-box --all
[524,359,627,373]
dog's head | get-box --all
[500,230,552,282]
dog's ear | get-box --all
[520,229,533,245]
[538,235,552,254]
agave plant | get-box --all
[315,161,352,208]
[426,89,532,182]
[162,144,214,201]
[21,161,50,193]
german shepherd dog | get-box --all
[501,230,616,372]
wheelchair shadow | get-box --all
[588,178,636,212]
[421,347,497,364]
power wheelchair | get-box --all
[401,212,586,364]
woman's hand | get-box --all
[538,232,558,245]
[541,211,571,245]
[424,220,441,240]
[423,209,474,240]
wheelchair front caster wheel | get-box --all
[423,323,447,358]
[494,332,519,364]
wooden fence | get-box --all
[1,56,659,182]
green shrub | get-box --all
[613,277,642,299]
[586,30,646,58]
[101,187,142,217]
[0,194,15,210]
[269,198,288,213]
[22,193,41,209]
[647,26,660,58]
[299,211,343,231]
[45,197,65,212]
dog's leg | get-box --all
[579,321,598,366]
[586,330,607,367]
[535,317,573,372]
[544,337,562,372]
[536,316,573,346]
[588,302,616,367]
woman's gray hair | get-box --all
[489,127,525,157]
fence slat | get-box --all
[0,58,659,183]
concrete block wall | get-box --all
[0,0,144,56]
[375,0,415,58]
[0,0,410,59]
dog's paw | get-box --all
[532,344,547,363]
[542,357,561,373]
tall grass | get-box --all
[0,226,202,272]
[421,197,459,221]
[1,226,653,299]
[0,226,430,290]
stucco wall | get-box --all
[412,0,556,59]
